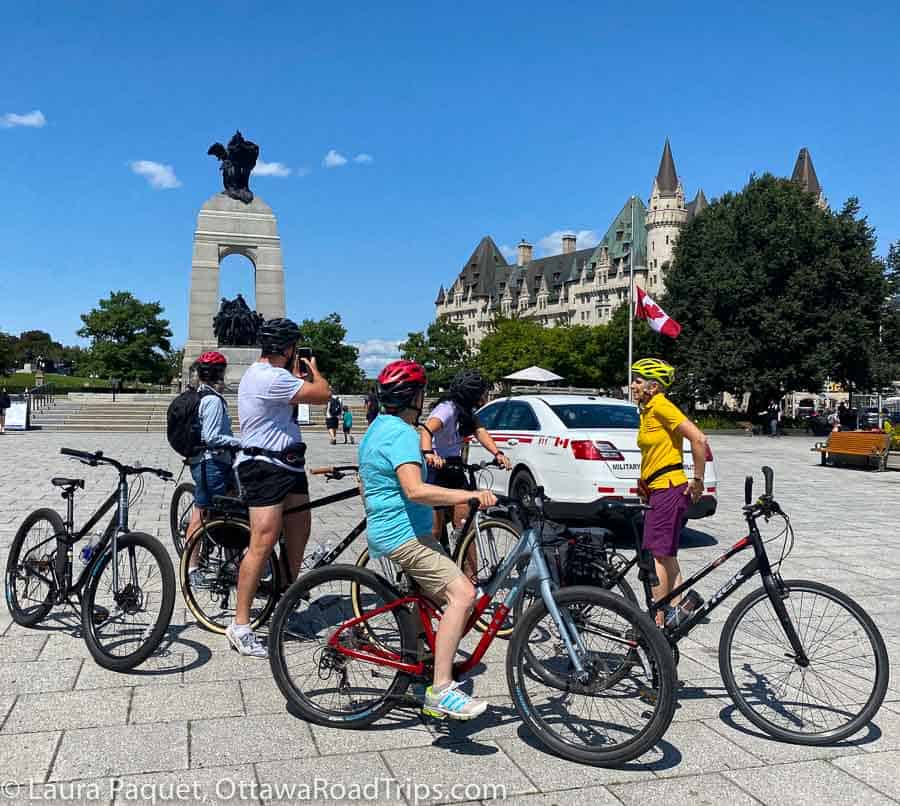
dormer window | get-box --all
[552,272,561,282]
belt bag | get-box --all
[641,463,684,488]
[244,442,307,469]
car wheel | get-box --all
[510,469,537,505]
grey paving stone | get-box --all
[0,729,60,783]
[183,648,273,683]
[75,653,184,690]
[240,677,289,715]
[831,751,900,801]
[129,681,243,724]
[861,703,900,752]
[39,632,99,660]
[50,722,188,781]
[256,751,399,806]
[189,713,314,768]
[0,658,81,695]
[109,764,258,805]
[641,721,763,778]
[2,688,130,734]
[0,695,14,729]
[496,788,621,806]
[0,633,48,661]
[724,759,890,805]
[611,772,761,806]
[381,740,537,804]
[494,735,655,788]
[310,712,434,756]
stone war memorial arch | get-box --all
[182,131,285,385]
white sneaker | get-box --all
[226,623,267,658]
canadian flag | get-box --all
[635,286,681,338]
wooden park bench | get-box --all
[812,431,890,471]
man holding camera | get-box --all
[228,318,331,657]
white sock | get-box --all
[230,621,251,635]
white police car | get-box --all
[469,394,717,519]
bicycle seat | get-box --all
[209,495,248,515]
[51,477,85,490]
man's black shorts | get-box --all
[325,417,339,430]
[426,463,469,489]
[237,460,309,507]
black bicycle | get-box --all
[180,465,367,633]
[527,466,889,744]
[5,448,177,671]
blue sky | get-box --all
[2,1,899,375]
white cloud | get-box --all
[499,244,518,261]
[253,160,291,177]
[536,229,600,256]
[323,149,348,168]
[128,160,181,190]
[1,110,46,128]
[353,153,373,164]
[352,338,402,377]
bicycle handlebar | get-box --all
[310,465,359,480]
[60,448,173,481]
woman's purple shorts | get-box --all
[642,482,690,557]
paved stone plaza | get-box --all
[0,431,898,805]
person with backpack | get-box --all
[325,392,343,445]
[341,404,354,444]
[175,352,241,583]
[229,318,331,658]
[419,370,511,545]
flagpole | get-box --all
[627,194,635,398]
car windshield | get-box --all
[549,403,639,429]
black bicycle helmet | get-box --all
[449,369,488,409]
[259,317,301,355]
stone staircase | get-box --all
[30,394,372,434]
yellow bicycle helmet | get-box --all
[631,358,675,388]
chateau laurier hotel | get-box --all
[434,141,826,348]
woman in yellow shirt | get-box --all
[631,358,708,627]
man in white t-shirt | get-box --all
[227,318,331,657]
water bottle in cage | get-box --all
[79,534,104,570]
[303,541,333,569]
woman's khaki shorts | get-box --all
[387,535,464,599]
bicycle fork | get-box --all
[762,572,810,667]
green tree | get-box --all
[600,305,673,392]
[474,317,547,383]
[14,330,62,366]
[295,313,366,392]
[664,175,890,410]
[165,348,185,382]
[77,291,173,383]
[0,330,15,373]
[399,318,470,389]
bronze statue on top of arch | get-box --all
[213,294,264,346]
[208,130,259,204]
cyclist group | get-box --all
[181,318,696,720]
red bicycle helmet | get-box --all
[197,351,227,383]
[376,360,427,410]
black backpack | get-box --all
[167,388,218,458]
[328,396,342,417]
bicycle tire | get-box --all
[452,517,521,637]
[180,518,280,634]
[269,565,417,728]
[5,508,63,626]
[507,585,676,766]
[169,482,196,557]
[81,531,176,671]
[719,578,889,744]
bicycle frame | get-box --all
[621,504,810,664]
[328,521,595,679]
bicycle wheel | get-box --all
[354,545,408,590]
[269,565,417,728]
[169,482,195,557]
[719,578,889,744]
[81,531,176,671]
[180,518,280,634]
[507,586,676,766]
[5,508,63,626]
[453,517,521,637]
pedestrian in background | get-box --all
[0,387,10,434]
[342,404,354,444]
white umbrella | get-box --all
[503,366,564,384]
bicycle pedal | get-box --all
[638,688,658,705]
